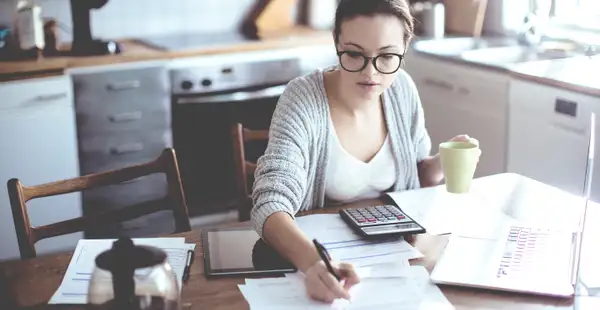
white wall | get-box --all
[0,0,262,44]
[483,0,531,35]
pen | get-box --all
[182,249,194,282]
[312,239,340,281]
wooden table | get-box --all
[1,197,600,310]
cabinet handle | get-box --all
[110,143,144,154]
[34,93,68,102]
[106,80,141,91]
[109,111,143,122]
[177,84,286,105]
[424,78,454,91]
[9,92,69,110]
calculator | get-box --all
[339,204,426,238]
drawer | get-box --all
[76,96,170,135]
[73,67,169,115]
[0,75,72,110]
[79,129,172,174]
[509,79,596,135]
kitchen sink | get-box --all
[460,45,579,65]
[411,37,511,56]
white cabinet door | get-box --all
[0,75,82,262]
[507,78,597,199]
[404,52,509,177]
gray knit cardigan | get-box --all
[250,66,432,236]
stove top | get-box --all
[136,31,257,51]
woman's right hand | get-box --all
[304,260,360,303]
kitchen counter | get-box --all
[0,27,333,81]
[509,56,600,97]
[411,36,600,98]
[2,29,599,98]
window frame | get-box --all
[549,0,600,33]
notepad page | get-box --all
[239,265,454,309]
[48,238,195,305]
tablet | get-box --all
[202,226,297,278]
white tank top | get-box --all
[324,122,397,202]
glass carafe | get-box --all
[87,237,180,310]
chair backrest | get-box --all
[231,123,269,221]
[7,148,192,259]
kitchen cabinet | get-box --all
[71,64,174,238]
[0,75,82,262]
[404,52,509,178]
[507,78,599,200]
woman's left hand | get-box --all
[448,134,482,159]
[449,134,478,146]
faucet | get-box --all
[517,13,544,47]
[584,45,599,58]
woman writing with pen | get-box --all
[250,0,480,303]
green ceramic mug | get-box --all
[439,141,480,193]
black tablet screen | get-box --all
[203,227,296,276]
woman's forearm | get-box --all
[417,154,444,187]
[261,211,321,272]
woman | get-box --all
[251,0,479,303]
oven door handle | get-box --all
[176,84,287,105]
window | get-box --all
[552,0,600,31]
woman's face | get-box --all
[335,14,406,101]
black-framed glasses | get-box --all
[337,50,404,74]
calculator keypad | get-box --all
[343,205,411,227]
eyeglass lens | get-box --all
[340,52,401,73]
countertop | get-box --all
[0,27,333,81]
[508,56,600,97]
[1,28,599,98]
[410,36,600,98]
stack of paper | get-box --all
[295,214,424,267]
[48,238,196,305]
[238,263,454,309]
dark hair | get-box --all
[333,0,415,46]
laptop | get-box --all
[430,113,595,297]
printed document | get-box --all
[386,174,587,236]
[295,214,362,243]
[239,264,454,309]
[48,238,196,304]
[295,214,423,267]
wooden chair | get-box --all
[231,123,269,222]
[7,148,192,260]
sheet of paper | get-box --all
[386,188,471,235]
[48,238,196,305]
[386,174,587,236]
[239,265,454,310]
[282,261,411,283]
[324,238,423,268]
[295,214,363,243]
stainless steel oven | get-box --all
[170,51,335,216]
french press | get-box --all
[87,237,180,310]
